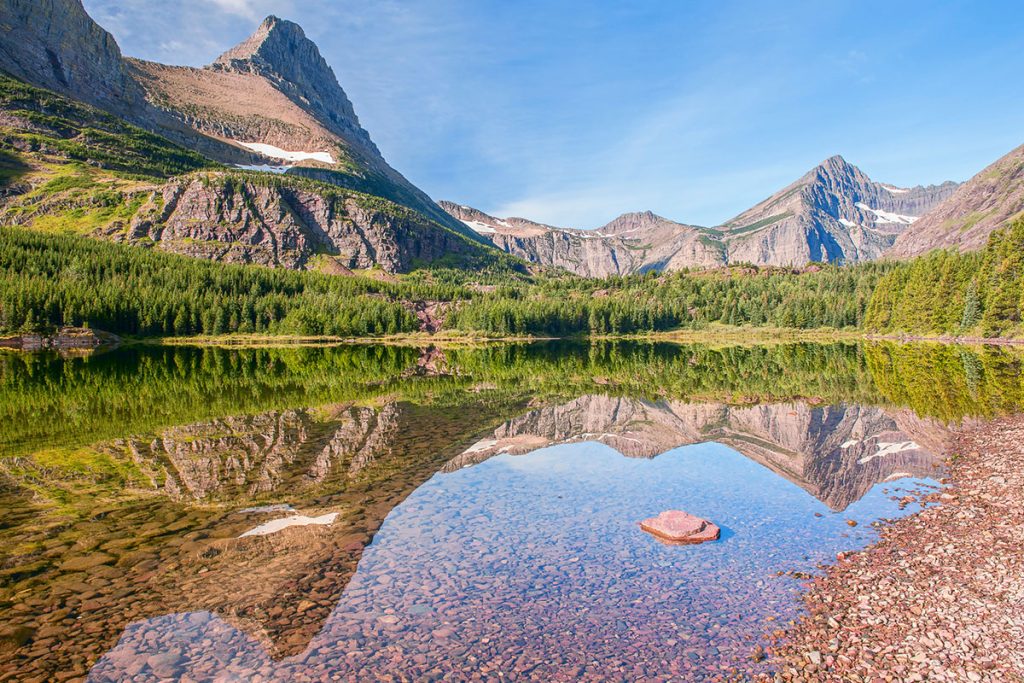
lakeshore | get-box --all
[761,416,1024,682]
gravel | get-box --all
[759,415,1024,682]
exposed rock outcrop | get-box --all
[0,0,477,247]
[0,0,141,117]
[888,143,1024,257]
[116,173,488,272]
[720,155,957,265]
[126,16,476,238]
[117,404,403,503]
[440,202,725,276]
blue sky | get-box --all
[85,0,1024,228]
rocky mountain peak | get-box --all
[807,154,870,188]
[214,16,307,69]
[888,142,1024,258]
[210,15,374,152]
[600,210,687,235]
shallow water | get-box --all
[0,341,1021,681]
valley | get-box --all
[1,1,1023,681]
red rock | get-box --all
[639,510,720,545]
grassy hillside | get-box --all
[0,74,516,274]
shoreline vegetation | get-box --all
[4,325,1024,353]
[2,218,1023,345]
[759,415,1024,681]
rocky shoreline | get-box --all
[760,415,1024,682]
[0,326,119,352]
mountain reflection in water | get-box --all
[0,341,1020,681]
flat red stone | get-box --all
[639,510,720,545]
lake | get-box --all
[1,341,1022,681]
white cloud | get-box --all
[208,0,264,21]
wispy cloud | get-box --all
[82,0,1024,228]
[208,0,265,21]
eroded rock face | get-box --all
[125,16,474,237]
[116,174,484,272]
[888,143,1024,258]
[0,0,141,117]
[721,155,958,266]
[640,510,720,545]
[117,404,402,503]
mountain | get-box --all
[440,202,726,277]
[888,143,1024,258]
[445,156,957,275]
[0,0,142,117]
[0,1,500,273]
[126,16,474,237]
[0,74,498,273]
[718,155,958,265]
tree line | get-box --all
[2,218,1023,340]
[0,228,470,337]
[864,218,1024,337]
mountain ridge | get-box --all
[887,143,1024,258]
[0,0,478,242]
[443,155,958,275]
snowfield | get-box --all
[236,141,336,165]
[855,202,918,225]
[234,163,289,174]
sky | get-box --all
[85,0,1024,229]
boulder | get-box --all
[639,510,720,545]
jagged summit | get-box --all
[213,16,297,64]
[210,15,372,151]
[445,155,958,274]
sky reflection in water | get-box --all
[90,441,934,682]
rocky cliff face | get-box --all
[888,143,1024,258]
[0,69,494,273]
[126,16,474,238]
[720,155,958,265]
[118,404,402,502]
[111,173,487,272]
[440,202,725,276]
[0,0,140,117]
[446,395,946,510]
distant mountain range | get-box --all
[443,156,960,274]
[0,0,1021,276]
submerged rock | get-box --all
[639,510,720,545]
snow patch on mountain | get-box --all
[239,512,339,537]
[858,441,920,464]
[236,141,335,164]
[235,163,289,174]
[855,202,918,225]
[461,220,497,235]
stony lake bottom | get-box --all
[0,340,1021,682]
